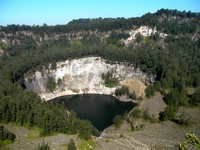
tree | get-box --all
[46,76,56,92]
[143,110,151,120]
[145,85,155,98]
[115,86,129,96]
[113,115,123,128]
[177,112,191,126]
[129,91,137,100]
[152,32,160,41]
[190,90,200,106]
[78,120,92,140]
[102,71,117,87]
[159,106,176,121]
[135,33,143,43]
[0,126,16,143]
[37,142,50,150]
[164,89,186,107]
[68,139,76,150]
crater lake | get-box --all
[50,94,135,131]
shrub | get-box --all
[190,90,200,106]
[68,139,76,150]
[37,142,50,150]
[113,115,123,128]
[145,85,155,98]
[0,126,16,145]
[176,112,191,126]
[178,133,200,149]
[159,106,177,121]
[131,109,142,118]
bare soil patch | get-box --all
[138,92,167,118]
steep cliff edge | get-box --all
[24,57,152,101]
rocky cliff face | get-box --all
[24,57,151,101]
[123,25,167,45]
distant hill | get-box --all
[1,9,200,33]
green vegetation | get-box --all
[115,86,129,96]
[37,141,50,150]
[159,106,177,121]
[135,33,144,43]
[2,9,197,34]
[145,85,155,98]
[190,90,200,106]
[0,90,99,140]
[176,112,192,126]
[68,139,76,150]
[131,109,152,121]
[131,109,143,118]
[0,9,200,140]
[77,140,95,150]
[107,32,129,45]
[0,126,16,147]
[113,115,124,128]
[115,86,137,99]
[178,133,200,150]
[78,120,99,140]
[102,71,118,87]
[46,76,56,92]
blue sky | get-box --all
[0,0,200,26]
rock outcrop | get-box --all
[24,57,152,101]
[123,25,167,45]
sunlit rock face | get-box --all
[24,57,152,101]
[123,25,167,45]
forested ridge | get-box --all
[0,9,200,139]
[1,9,199,33]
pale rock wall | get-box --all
[124,25,167,45]
[24,57,150,101]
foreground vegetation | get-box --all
[0,126,16,146]
[0,9,200,142]
[178,133,200,150]
[0,90,99,140]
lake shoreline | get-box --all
[47,93,137,104]
[49,94,135,131]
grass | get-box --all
[31,126,42,132]
[0,140,13,150]
[0,140,13,145]
[0,145,9,150]
[105,82,117,88]
[61,143,68,148]
[27,133,39,139]
[24,126,41,139]
[77,140,95,150]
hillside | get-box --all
[0,9,200,149]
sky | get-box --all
[0,0,200,26]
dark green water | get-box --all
[51,94,134,131]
